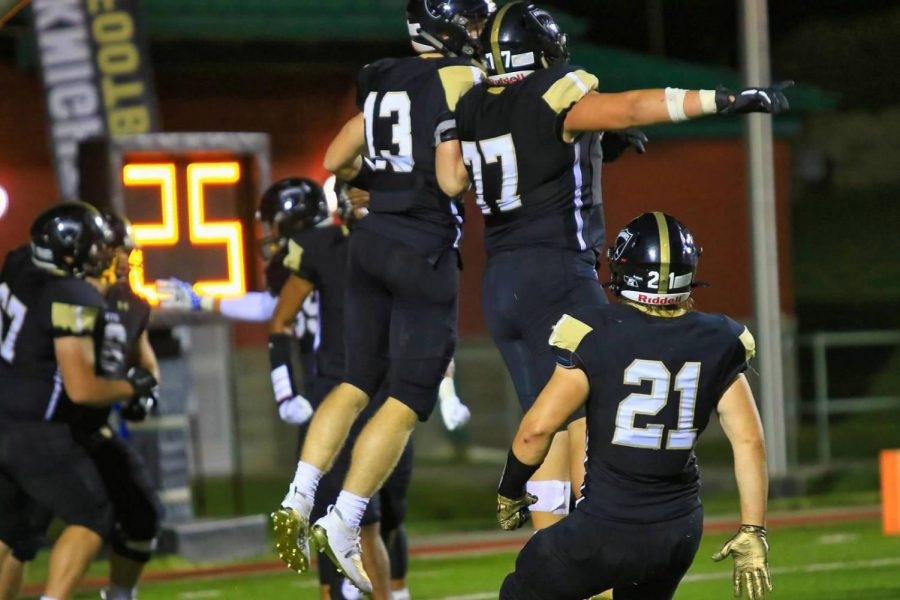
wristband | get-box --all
[348,158,374,191]
[268,333,296,402]
[498,448,540,499]
[199,295,215,312]
[699,89,717,115]
[664,87,688,122]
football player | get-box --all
[273,0,493,592]
[438,1,789,530]
[0,202,157,600]
[495,213,771,600]
[0,212,163,600]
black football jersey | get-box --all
[283,225,349,378]
[355,53,485,257]
[549,303,756,523]
[455,64,605,257]
[0,245,105,422]
[63,283,152,432]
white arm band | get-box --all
[664,87,689,122]
[218,292,279,322]
[699,89,718,114]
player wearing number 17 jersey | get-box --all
[496,213,772,600]
[272,1,493,593]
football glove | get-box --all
[601,128,648,163]
[126,366,157,399]
[716,81,792,115]
[156,278,213,311]
[712,525,773,600]
[438,374,470,431]
[121,388,158,422]
[497,492,538,531]
[278,395,314,426]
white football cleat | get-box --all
[271,487,313,573]
[311,506,372,594]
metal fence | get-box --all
[799,330,900,464]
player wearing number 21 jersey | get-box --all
[496,213,772,600]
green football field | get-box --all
[32,516,900,599]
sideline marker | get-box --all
[881,449,900,535]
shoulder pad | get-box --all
[438,63,486,111]
[549,313,594,353]
[538,65,598,115]
[283,238,305,273]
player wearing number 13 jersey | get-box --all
[274,1,494,592]
[495,213,772,600]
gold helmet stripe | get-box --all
[490,2,514,76]
[653,211,671,294]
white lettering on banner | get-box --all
[32,0,103,198]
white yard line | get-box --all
[433,556,900,599]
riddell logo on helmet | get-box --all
[637,294,679,305]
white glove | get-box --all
[156,278,213,311]
[439,376,470,431]
[278,395,314,425]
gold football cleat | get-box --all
[271,507,311,573]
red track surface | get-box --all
[20,506,882,595]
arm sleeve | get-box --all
[719,319,756,394]
[548,312,598,375]
[356,63,375,110]
[44,279,103,338]
[538,66,599,142]
[219,292,279,322]
[434,63,485,145]
[282,233,320,284]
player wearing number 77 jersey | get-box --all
[439,0,790,533]
[496,213,771,600]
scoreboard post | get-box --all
[78,133,270,540]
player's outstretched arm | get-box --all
[137,330,160,382]
[563,81,792,139]
[157,278,280,322]
[55,336,145,405]
[714,373,772,600]
[324,112,367,182]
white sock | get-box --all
[334,490,369,529]
[291,461,322,501]
[105,585,137,600]
[393,587,411,600]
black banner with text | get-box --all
[32,0,160,199]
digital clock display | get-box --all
[79,133,271,304]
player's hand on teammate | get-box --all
[496,492,538,531]
[278,395,314,425]
[601,128,648,163]
[716,81,793,115]
[156,278,212,311]
[712,525,773,599]
[439,392,471,431]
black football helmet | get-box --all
[480,1,568,78]
[256,178,329,253]
[104,212,136,250]
[30,201,114,278]
[607,212,701,306]
[407,0,494,58]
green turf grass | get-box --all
[38,518,900,600]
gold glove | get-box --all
[712,525,773,599]
[496,492,538,530]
